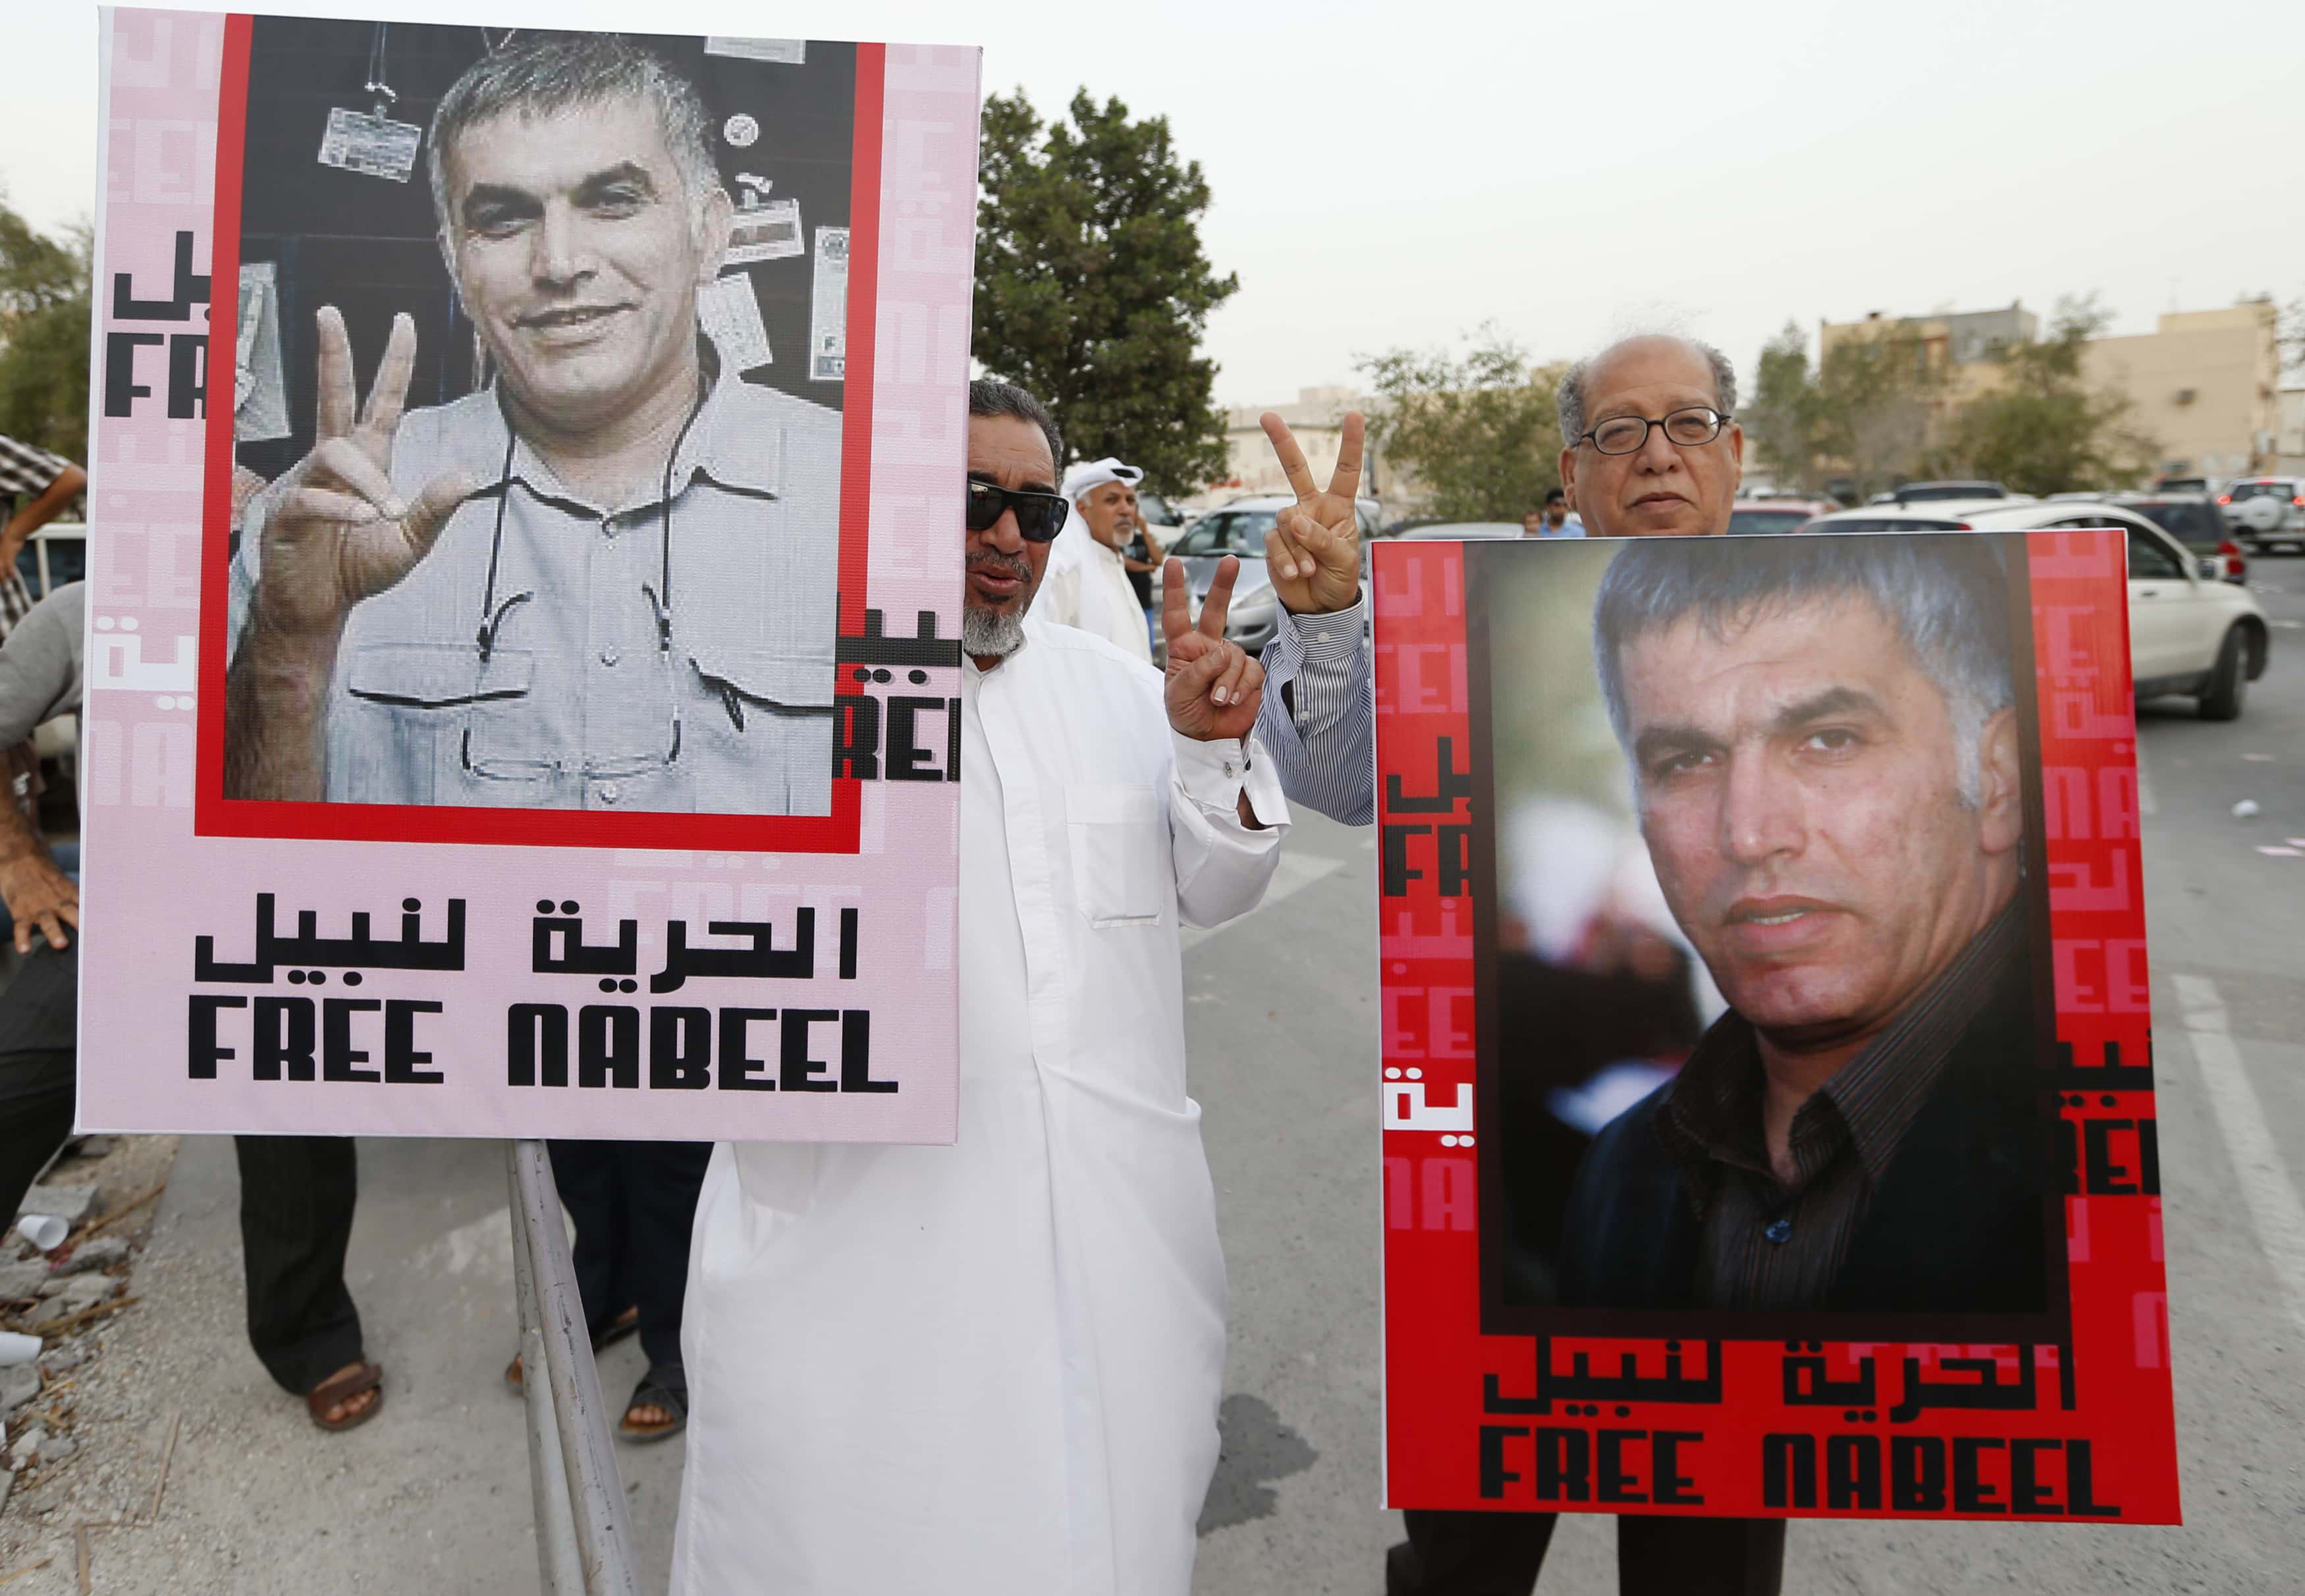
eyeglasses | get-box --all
[967,479,1071,543]
[1579,406,1733,456]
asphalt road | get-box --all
[36,565,2304,1593]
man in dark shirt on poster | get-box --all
[1558,534,2047,1316]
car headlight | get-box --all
[1226,593,1277,637]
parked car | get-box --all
[1394,521,1526,540]
[2155,475,2227,497]
[1135,491,1187,537]
[2121,494,2248,584]
[1800,500,2015,535]
[1168,494,1386,654]
[12,521,84,600]
[1728,498,1841,536]
[1804,500,2269,718]
[1866,479,2019,504]
[2216,478,2305,550]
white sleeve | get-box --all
[1168,729,1288,929]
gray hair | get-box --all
[1592,537,2015,807]
[967,378,1064,476]
[1557,336,1739,448]
[427,34,723,230]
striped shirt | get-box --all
[1655,896,2025,1310]
[1256,598,1375,826]
[0,433,70,635]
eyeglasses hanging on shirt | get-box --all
[460,381,711,784]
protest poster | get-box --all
[78,11,981,1142]
[1373,529,2181,1522]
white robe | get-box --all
[1039,520,1154,662]
[672,616,1288,1596]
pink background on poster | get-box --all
[75,10,981,1142]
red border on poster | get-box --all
[191,24,885,854]
[1372,529,2180,1524]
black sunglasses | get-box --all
[966,478,1071,543]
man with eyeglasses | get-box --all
[672,378,1287,1595]
[1254,337,1785,1594]
[225,32,842,817]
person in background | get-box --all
[1120,512,1169,655]
[0,433,85,828]
[1255,336,1783,1593]
[1535,485,1585,538]
[1038,456,1155,661]
[0,582,387,1431]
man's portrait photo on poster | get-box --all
[1474,533,2066,1340]
[222,24,861,819]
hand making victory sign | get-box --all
[228,307,481,801]
[1259,408,1366,616]
[1161,556,1265,743]
[251,307,480,642]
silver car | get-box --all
[1170,495,1386,654]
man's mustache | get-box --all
[967,551,1032,581]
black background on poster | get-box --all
[236,18,855,487]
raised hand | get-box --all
[1259,410,1366,617]
[252,307,479,641]
[1161,558,1264,742]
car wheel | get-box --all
[2198,627,2247,721]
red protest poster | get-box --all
[1373,529,2179,1524]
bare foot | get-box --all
[317,1361,379,1425]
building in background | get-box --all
[2278,386,2305,475]
[1201,386,1407,512]
[1817,298,2281,481]
[2081,302,2281,481]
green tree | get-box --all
[973,90,1236,494]
[1356,325,1561,523]
[1943,297,2154,495]
[1742,321,1824,491]
[0,198,92,462]
[1813,322,1943,502]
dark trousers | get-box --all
[235,1135,365,1396]
[546,1139,712,1373]
[0,941,80,1224]
[1392,1510,1785,1596]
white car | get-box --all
[1802,499,2271,720]
[2217,478,2305,550]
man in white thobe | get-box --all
[673,381,1288,1595]
[1038,456,1156,661]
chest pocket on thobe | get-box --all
[342,643,537,802]
[1066,781,1166,929]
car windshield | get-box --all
[2128,500,2223,546]
[1170,510,1274,556]
[1136,492,1180,527]
[2159,479,2208,493]
[1812,517,1969,534]
[2227,481,2291,502]
[1892,483,1997,501]
[1728,510,1812,536]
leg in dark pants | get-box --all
[1389,1510,1557,1596]
[546,1140,713,1371]
[234,1135,364,1396]
[0,940,81,1223]
[1388,1510,1784,1596]
[1617,1515,1785,1595]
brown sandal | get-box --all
[306,1362,385,1433]
[504,1305,641,1392]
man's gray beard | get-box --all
[962,604,1025,659]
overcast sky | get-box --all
[6,0,2299,406]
